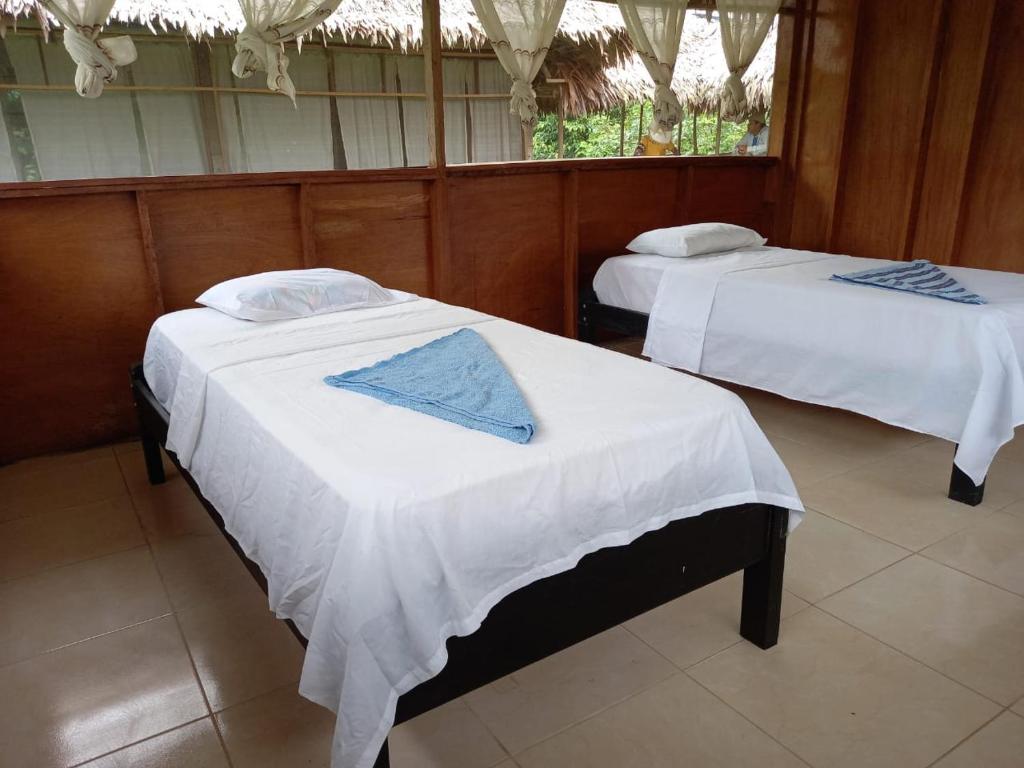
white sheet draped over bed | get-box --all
[145,297,801,768]
[641,247,1024,484]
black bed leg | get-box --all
[578,305,595,344]
[740,506,788,649]
[139,430,166,486]
[948,454,985,506]
[372,739,390,768]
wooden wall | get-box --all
[0,156,774,463]
[775,0,1023,272]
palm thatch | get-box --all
[0,1,774,117]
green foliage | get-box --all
[533,100,750,160]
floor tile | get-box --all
[390,699,508,768]
[783,508,909,603]
[128,473,218,542]
[116,443,179,494]
[0,546,170,667]
[922,512,1024,596]
[800,463,993,551]
[151,531,262,612]
[880,439,1024,511]
[0,452,126,522]
[737,390,927,464]
[820,555,1024,705]
[1014,697,1024,717]
[516,673,806,768]
[0,444,113,479]
[177,588,305,712]
[689,607,999,768]
[766,434,853,489]
[464,626,677,754]
[217,685,334,768]
[932,711,1024,768]
[78,718,230,768]
[0,616,207,768]
[1003,498,1024,519]
[0,495,144,581]
[625,572,807,669]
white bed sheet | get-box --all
[144,297,802,768]
[638,247,1024,484]
[592,253,673,313]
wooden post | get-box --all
[691,112,698,155]
[714,104,723,154]
[326,51,348,170]
[618,102,626,156]
[422,0,446,169]
[556,85,565,159]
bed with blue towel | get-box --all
[142,295,801,768]
[593,246,1024,497]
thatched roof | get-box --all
[1,0,630,51]
[605,15,776,117]
[0,1,774,117]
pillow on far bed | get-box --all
[626,222,766,258]
[197,268,405,321]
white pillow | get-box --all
[626,222,766,258]
[196,268,407,321]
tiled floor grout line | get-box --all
[113,450,237,768]
[0,611,173,672]
[478,663,680,762]
[922,706,1008,768]
[799,548,916,606]
[620,623,815,768]
[64,716,211,768]
[810,604,1011,709]
[0,488,129,526]
[916,548,1024,600]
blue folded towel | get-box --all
[324,328,535,443]
[831,259,986,305]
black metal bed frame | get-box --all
[576,291,987,507]
[131,363,789,768]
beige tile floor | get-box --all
[2,355,1024,766]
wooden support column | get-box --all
[423,0,451,303]
[556,85,565,159]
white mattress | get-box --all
[592,253,672,313]
[631,246,1024,484]
[144,297,802,768]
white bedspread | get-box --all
[642,247,1024,484]
[144,298,802,768]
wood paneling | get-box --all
[148,185,304,311]
[449,172,565,333]
[780,0,1024,273]
[0,156,773,462]
[310,181,432,295]
[785,0,860,252]
[0,194,160,462]
[954,0,1024,273]
[910,0,997,265]
[577,168,678,284]
[830,0,943,259]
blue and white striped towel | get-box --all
[831,259,987,305]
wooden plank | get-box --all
[299,183,316,268]
[147,185,305,311]
[135,191,165,315]
[0,193,159,461]
[909,0,997,265]
[309,181,432,295]
[830,0,944,259]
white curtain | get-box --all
[469,0,567,128]
[616,1,685,135]
[232,0,341,104]
[39,0,136,98]
[472,59,524,162]
[716,0,781,121]
[129,42,206,176]
[388,55,428,167]
[218,44,333,172]
[333,52,404,170]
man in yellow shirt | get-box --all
[634,125,679,156]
